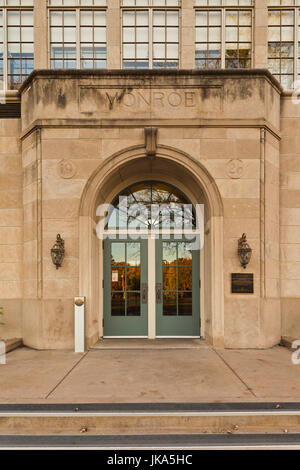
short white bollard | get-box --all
[0,340,6,364]
[74,297,85,353]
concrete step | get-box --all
[0,433,300,449]
[1,403,300,435]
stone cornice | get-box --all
[19,68,283,95]
[20,118,281,142]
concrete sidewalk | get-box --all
[0,340,299,403]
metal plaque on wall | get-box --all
[231,273,254,294]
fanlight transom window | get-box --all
[105,181,196,230]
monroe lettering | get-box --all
[103,89,199,110]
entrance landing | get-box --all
[92,339,207,350]
[0,344,299,404]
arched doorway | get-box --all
[102,181,201,338]
[79,145,224,347]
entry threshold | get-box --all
[0,433,300,449]
[0,402,300,416]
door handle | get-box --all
[156,283,162,304]
[142,283,147,304]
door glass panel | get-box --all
[162,241,194,317]
[178,242,192,265]
[163,241,177,264]
[178,292,192,316]
[178,267,192,291]
[111,266,125,291]
[111,293,125,316]
[127,292,140,316]
[163,292,177,316]
[110,242,141,316]
[111,243,125,264]
[163,266,176,290]
[127,243,140,266]
[127,267,140,290]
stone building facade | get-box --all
[0,0,300,350]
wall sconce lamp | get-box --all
[51,234,65,269]
[238,233,252,269]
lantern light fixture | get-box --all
[237,233,252,269]
[50,234,65,269]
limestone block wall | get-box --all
[18,70,282,349]
[280,94,300,342]
[36,124,281,349]
[0,118,23,339]
[260,131,281,347]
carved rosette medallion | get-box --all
[57,160,76,179]
[226,159,244,179]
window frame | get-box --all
[194,4,254,70]
[121,3,181,70]
[0,5,34,91]
[268,6,298,89]
[48,3,107,70]
[195,1,252,4]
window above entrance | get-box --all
[105,181,196,231]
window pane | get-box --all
[282,26,293,41]
[51,27,63,42]
[210,11,221,26]
[81,11,93,25]
[8,28,20,41]
[94,27,106,42]
[136,10,148,25]
[196,11,207,26]
[64,27,76,42]
[136,27,148,42]
[167,11,178,26]
[123,11,135,26]
[64,11,76,26]
[239,10,251,25]
[196,28,208,42]
[7,11,20,25]
[136,43,148,58]
[226,11,238,26]
[166,27,178,42]
[166,43,178,58]
[209,27,221,42]
[21,11,33,25]
[226,27,238,42]
[94,11,106,26]
[153,10,165,26]
[153,43,165,59]
[81,27,93,42]
[123,43,135,58]
[51,11,63,26]
[21,28,33,42]
[123,27,135,42]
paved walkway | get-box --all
[0,340,299,403]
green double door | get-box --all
[103,237,200,337]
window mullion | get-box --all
[3,8,7,91]
[76,8,80,69]
[294,7,297,86]
[251,7,254,68]
[221,8,225,69]
[149,8,152,69]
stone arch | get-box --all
[79,145,224,348]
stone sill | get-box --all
[0,338,23,354]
